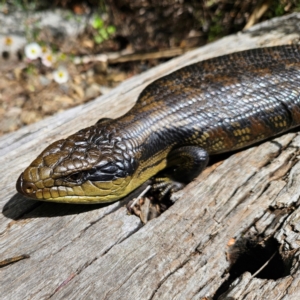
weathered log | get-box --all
[1,13,300,300]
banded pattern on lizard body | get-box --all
[16,45,300,203]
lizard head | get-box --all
[16,125,140,203]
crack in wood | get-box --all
[148,255,195,300]
[48,257,98,299]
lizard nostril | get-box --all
[24,184,34,194]
[22,181,37,195]
[16,173,37,198]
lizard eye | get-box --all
[67,172,85,183]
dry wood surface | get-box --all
[2,13,300,300]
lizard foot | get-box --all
[152,177,185,201]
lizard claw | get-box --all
[152,177,185,200]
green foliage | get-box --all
[208,23,223,42]
[92,15,116,44]
[58,52,67,61]
[25,63,36,75]
[274,3,285,16]
[92,16,104,29]
[207,14,224,42]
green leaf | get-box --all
[92,16,104,29]
[59,53,67,61]
[99,28,109,40]
[107,25,116,34]
[94,34,104,44]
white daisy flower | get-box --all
[41,51,55,67]
[53,67,69,84]
[4,36,13,46]
[24,42,42,60]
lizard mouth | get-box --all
[16,170,134,204]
